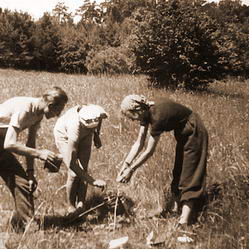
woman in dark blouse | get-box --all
[117,94,208,231]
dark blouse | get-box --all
[140,97,192,137]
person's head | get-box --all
[120,94,152,121]
[42,86,68,119]
[78,104,108,129]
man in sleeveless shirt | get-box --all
[0,86,68,232]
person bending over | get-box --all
[53,104,108,215]
[117,94,208,233]
[0,86,68,232]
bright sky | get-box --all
[0,0,103,20]
[1,0,249,20]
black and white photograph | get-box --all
[0,0,248,248]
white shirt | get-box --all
[0,97,44,131]
[54,105,93,144]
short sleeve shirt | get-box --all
[54,105,93,144]
[140,97,192,137]
[0,97,44,131]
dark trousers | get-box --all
[172,112,208,202]
[0,151,34,232]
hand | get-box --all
[40,149,62,164]
[119,162,130,174]
[116,167,134,183]
[27,174,38,193]
[44,156,62,173]
[93,179,106,190]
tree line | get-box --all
[0,0,249,89]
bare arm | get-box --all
[130,134,160,171]
[124,124,149,165]
[26,123,40,172]
[117,133,160,183]
[117,124,149,181]
[4,126,41,159]
[4,125,61,164]
[65,139,96,185]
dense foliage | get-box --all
[130,0,249,89]
[130,0,222,89]
[0,9,35,69]
[0,0,249,89]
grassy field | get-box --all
[0,68,248,249]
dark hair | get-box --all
[43,86,68,105]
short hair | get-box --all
[43,86,68,105]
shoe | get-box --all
[67,206,76,214]
[171,200,180,213]
[175,223,196,243]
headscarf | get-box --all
[78,104,108,128]
[120,94,153,114]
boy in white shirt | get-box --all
[0,86,68,232]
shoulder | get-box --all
[59,105,79,118]
[2,97,39,114]
[2,96,34,106]
[154,96,176,107]
[7,97,42,130]
[66,105,79,113]
[153,97,191,112]
[60,106,80,126]
[17,97,39,110]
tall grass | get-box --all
[0,69,248,249]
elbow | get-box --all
[135,141,144,152]
[4,142,16,151]
[145,149,154,158]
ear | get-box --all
[47,102,55,110]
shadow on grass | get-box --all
[195,174,249,224]
[159,175,249,225]
[39,191,135,231]
[37,175,249,231]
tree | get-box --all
[31,13,60,71]
[0,9,35,68]
[129,0,249,89]
[57,26,90,73]
[76,0,103,25]
[130,0,219,89]
[52,2,74,25]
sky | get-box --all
[0,0,103,20]
[1,0,249,20]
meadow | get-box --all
[0,68,248,249]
